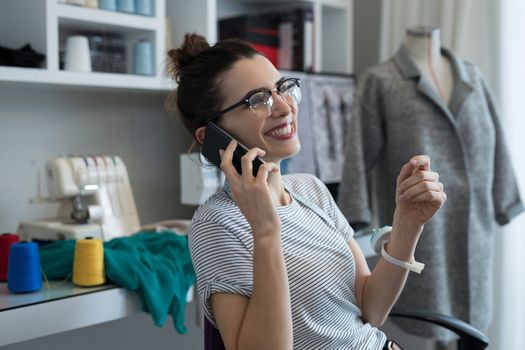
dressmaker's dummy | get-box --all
[338,26,524,342]
[404,27,453,104]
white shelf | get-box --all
[232,0,350,9]
[56,3,158,31]
[0,66,169,91]
[0,0,352,90]
[0,0,168,91]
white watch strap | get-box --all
[381,242,425,274]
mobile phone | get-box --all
[202,121,264,176]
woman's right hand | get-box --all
[219,140,281,237]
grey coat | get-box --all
[338,45,524,340]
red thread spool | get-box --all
[0,233,20,281]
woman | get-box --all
[166,33,446,350]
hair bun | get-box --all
[168,33,210,82]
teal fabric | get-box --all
[39,232,196,333]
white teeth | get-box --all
[269,123,292,137]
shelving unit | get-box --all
[0,0,166,91]
[167,0,353,74]
[0,0,352,90]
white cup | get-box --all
[64,36,92,73]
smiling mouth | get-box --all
[265,122,296,138]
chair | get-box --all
[204,309,490,350]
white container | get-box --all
[64,36,92,73]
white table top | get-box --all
[0,280,116,313]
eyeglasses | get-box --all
[209,77,301,122]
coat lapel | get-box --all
[393,45,474,128]
[443,47,475,118]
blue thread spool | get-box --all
[135,0,153,16]
[99,0,116,11]
[7,242,42,293]
[133,39,154,76]
[117,0,135,13]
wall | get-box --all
[353,0,382,75]
[0,84,203,348]
[0,84,196,230]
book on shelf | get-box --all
[219,14,280,67]
[219,6,315,72]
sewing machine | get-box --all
[18,155,140,241]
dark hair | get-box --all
[165,33,260,152]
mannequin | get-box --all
[338,25,524,342]
[404,26,453,105]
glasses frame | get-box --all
[208,77,301,123]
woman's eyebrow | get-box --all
[243,77,286,97]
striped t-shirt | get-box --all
[188,173,387,349]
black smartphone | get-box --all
[202,121,264,176]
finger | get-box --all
[241,147,266,178]
[398,171,439,194]
[409,155,431,173]
[409,190,447,204]
[399,181,443,200]
[219,140,239,179]
[396,162,415,187]
[255,162,279,184]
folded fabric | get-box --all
[0,44,45,68]
[39,231,196,333]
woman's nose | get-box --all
[270,90,292,117]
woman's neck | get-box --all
[403,26,441,64]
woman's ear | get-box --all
[195,126,206,145]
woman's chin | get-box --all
[264,143,301,163]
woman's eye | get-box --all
[250,92,270,107]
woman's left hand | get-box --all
[394,155,446,230]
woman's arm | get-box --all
[351,155,445,326]
[212,233,292,350]
[211,141,293,350]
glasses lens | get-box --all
[280,79,302,104]
[249,91,273,118]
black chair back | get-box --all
[205,318,225,350]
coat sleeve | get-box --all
[337,71,386,231]
[481,77,525,225]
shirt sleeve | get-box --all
[188,219,253,327]
[480,74,525,225]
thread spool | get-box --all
[0,233,20,281]
[7,242,42,293]
[117,0,134,13]
[133,39,154,76]
[73,237,105,287]
[99,0,116,10]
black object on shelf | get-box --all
[0,44,45,68]
[219,14,280,68]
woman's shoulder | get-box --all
[189,188,251,237]
[284,173,332,204]
[192,189,240,223]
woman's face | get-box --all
[216,55,301,163]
